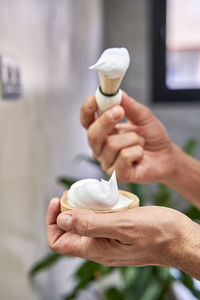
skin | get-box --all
[46,92,200,279]
[47,197,200,280]
[80,92,200,208]
[81,92,176,184]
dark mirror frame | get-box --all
[152,0,200,103]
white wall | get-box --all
[0,0,103,299]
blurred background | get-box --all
[0,0,199,299]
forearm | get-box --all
[162,143,200,210]
[168,219,200,280]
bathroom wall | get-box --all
[0,0,103,299]
[104,0,200,158]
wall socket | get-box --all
[0,55,21,99]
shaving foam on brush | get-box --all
[89,47,130,115]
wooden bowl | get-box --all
[60,189,139,213]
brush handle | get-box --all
[95,87,122,115]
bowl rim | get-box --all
[60,189,139,213]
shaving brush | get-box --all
[89,47,130,115]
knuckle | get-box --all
[138,136,145,146]
[141,106,152,120]
[130,132,138,143]
[87,129,97,145]
[48,242,60,254]
[47,236,56,253]
[120,148,130,160]
[131,132,142,144]
[81,96,96,112]
[104,110,112,123]
[48,243,55,253]
[52,240,79,257]
[63,244,77,256]
[117,225,133,242]
[136,145,144,156]
[73,213,95,236]
[106,137,117,152]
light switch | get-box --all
[0,55,21,99]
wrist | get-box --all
[168,217,200,280]
[154,210,200,280]
[160,143,183,186]
[161,143,200,208]
[153,209,188,267]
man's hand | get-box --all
[46,196,200,280]
[80,92,176,183]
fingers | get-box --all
[108,145,144,182]
[57,209,133,241]
[49,230,90,257]
[99,132,144,171]
[115,121,138,134]
[121,91,153,125]
[87,105,125,156]
[48,196,141,260]
[80,96,97,129]
[46,198,64,251]
[46,197,61,226]
[46,197,93,258]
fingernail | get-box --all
[59,215,73,231]
[87,97,95,109]
[108,107,120,120]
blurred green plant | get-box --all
[30,139,200,300]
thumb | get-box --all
[121,91,153,125]
[57,210,123,239]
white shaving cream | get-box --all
[89,47,130,79]
[68,171,132,211]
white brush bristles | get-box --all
[98,72,122,95]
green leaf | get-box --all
[76,260,113,286]
[30,253,61,277]
[122,267,155,300]
[64,261,114,300]
[57,177,77,189]
[105,287,123,300]
[120,266,174,300]
[183,139,198,156]
[151,267,174,300]
[156,281,173,300]
[153,184,171,207]
[139,278,162,300]
[120,266,138,286]
[185,206,200,221]
[156,266,171,282]
[127,183,144,206]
